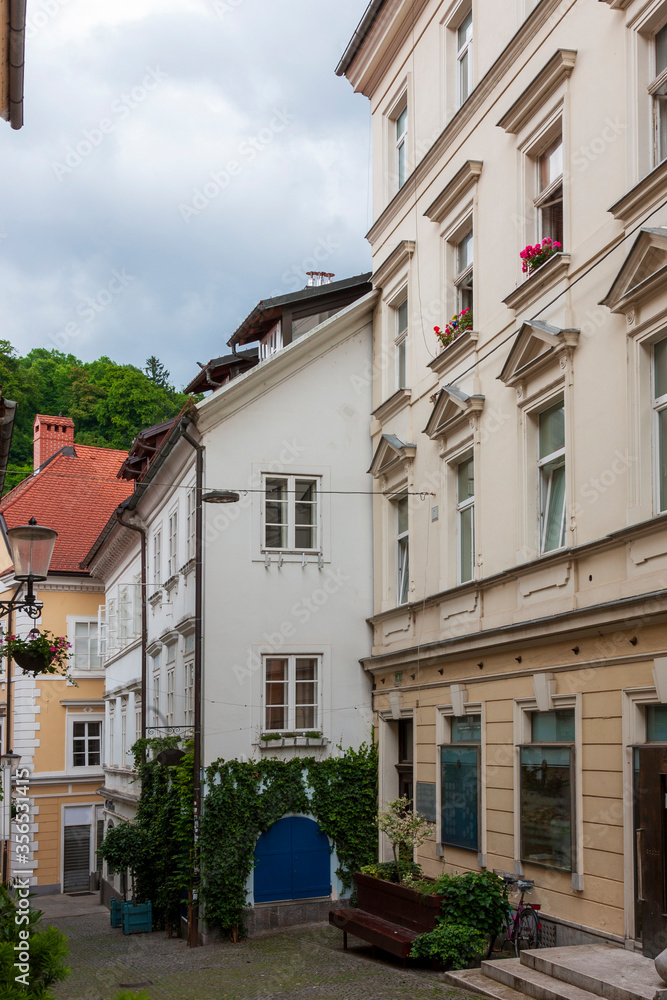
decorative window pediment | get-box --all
[497,49,577,135]
[368,434,416,480]
[499,320,579,387]
[373,240,416,290]
[423,386,484,440]
[423,160,483,225]
[600,227,667,314]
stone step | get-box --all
[443,968,540,999]
[523,945,663,1000]
[481,958,602,1000]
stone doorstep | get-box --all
[443,968,546,999]
[524,945,664,1000]
[481,957,607,999]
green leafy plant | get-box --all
[358,859,423,884]
[0,885,69,998]
[0,630,71,674]
[409,920,487,968]
[260,733,282,741]
[375,797,434,883]
[431,870,510,938]
[97,822,150,902]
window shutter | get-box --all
[97,605,107,660]
[132,575,142,639]
[107,598,118,657]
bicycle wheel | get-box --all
[513,907,540,956]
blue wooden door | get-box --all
[254,816,331,903]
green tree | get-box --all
[144,356,172,389]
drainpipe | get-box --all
[179,419,203,949]
[116,512,147,740]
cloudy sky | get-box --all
[0,0,372,389]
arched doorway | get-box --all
[253,816,331,903]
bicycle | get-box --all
[500,875,542,955]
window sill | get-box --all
[180,558,196,577]
[372,388,411,424]
[428,328,478,378]
[163,575,179,593]
[258,735,327,749]
[503,253,571,315]
[148,590,162,607]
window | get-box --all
[264,655,319,732]
[134,697,142,745]
[165,643,176,726]
[535,135,563,246]
[654,338,667,511]
[652,24,667,164]
[457,11,473,107]
[120,702,127,763]
[520,709,574,870]
[396,495,409,605]
[108,704,115,765]
[455,230,473,317]
[167,508,178,579]
[151,652,161,725]
[396,718,413,802]
[395,105,408,190]
[457,456,475,583]
[264,475,319,551]
[72,620,100,671]
[152,530,161,588]
[184,633,195,726]
[395,299,408,390]
[72,721,102,768]
[538,401,566,552]
[118,586,131,643]
[186,487,196,561]
[441,714,481,851]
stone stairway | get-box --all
[444,943,667,1000]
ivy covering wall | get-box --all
[200,741,378,937]
[114,738,377,938]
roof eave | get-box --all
[335,0,387,77]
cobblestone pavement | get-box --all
[40,899,480,1000]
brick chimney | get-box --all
[33,414,75,470]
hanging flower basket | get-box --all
[0,630,71,675]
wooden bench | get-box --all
[328,907,420,965]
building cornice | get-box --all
[496,49,577,134]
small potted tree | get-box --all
[98,822,153,934]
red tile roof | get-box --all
[0,444,131,574]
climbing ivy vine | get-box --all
[199,741,378,938]
[113,737,377,939]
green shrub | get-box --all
[358,860,423,884]
[0,886,69,998]
[410,920,487,968]
[431,870,510,938]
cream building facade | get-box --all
[339,0,667,958]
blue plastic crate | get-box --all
[123,901,152,935]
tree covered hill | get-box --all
[0,342,193,493]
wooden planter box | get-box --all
[354,872,441,933]
[122,901,152,935]
[109,898,123,929]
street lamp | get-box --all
[2,517,58,617]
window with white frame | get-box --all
[441,714,481,851]
[538,401,566,552]
[151,652,161,725]
[455,229,473,320]
[651,23,667,165]
[396,495,410,605]
[535,134,563,247]
[186,487,196,561]
[134,697,142,746]
[264,655,319,732]
[457,10,473,107]
[118,585,132,644]
[395,298,408,390]
[654,337,667,512]
[264,475,319,551]
[108,704,115,765]
[167,508,178,579]
[456,455,475,583]
[152,529,162,587]
[395,104,408,191]
[72,720,102,768]
[120,700,127,763]
[184,633,195,726]
[70,619,101,671]
[520,709,574,871]
[165,643,176,726]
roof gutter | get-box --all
[8,0,26,129]
[335,0,386,77]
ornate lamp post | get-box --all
[1,517,58,618]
